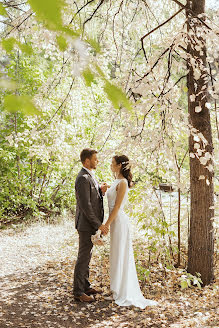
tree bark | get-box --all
[177,167,181,267]
[187,0,215,285]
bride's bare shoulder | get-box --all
[116,179,128,191]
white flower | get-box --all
[195,106,202,113]
[190,94,196,102]
[194,68,201,80]
[206,164,213,172]
[5,135,14,146]
[205,152,211,160]
[193,135,200,142]
[200,157,208,165]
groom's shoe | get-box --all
[74,293,95,302]
[85,287,103,295]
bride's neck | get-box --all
[115,172,124,179]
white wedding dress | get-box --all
[106,178,158,309]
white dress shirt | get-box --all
[82,166,99,191]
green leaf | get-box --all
[196,281,202,289]
[4,95,41,116]
[104,81,132,111]
[61,26,80,38]
[94,63,105,78]
[56,35,68,51]
[27,0,66,30]
[86,38,101,53]
[82,67,96,87]
[1,38,16,53]
[180,280,188,289]
[166,265,173,270]
[17,42,33,55]
[0,3,7,16]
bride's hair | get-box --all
[113,155,133,188]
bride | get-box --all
[104,155,158,309]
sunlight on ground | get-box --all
[0,216,218,328]
[0,217,77,277]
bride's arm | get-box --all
[105,180,127,228]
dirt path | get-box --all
[0,218,218,328]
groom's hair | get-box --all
[80,148,98,163]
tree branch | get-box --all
[172,0,219,35]
[141,8,184,42]
[69,0,95,24]
[38,78,75,131]
[5,10,33,37]
[99,118,115,152]
[162,74,188,96]
[136,47,169,82]
[83,0,105,28]
[131,104,154,138]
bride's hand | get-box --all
[105,223,110,233]
[99,224,109,235]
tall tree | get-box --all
[186,0,215,285]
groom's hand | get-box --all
[100,183,108,195]
[99,224,109,235]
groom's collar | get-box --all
[82,166,95,177]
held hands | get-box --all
[93,223,109,246]
[91,230,105,246]
[99,224,109,235]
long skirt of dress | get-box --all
[109,211,158,309]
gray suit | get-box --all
[73,168,104,296]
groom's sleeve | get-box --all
[76,176,101,231]
[99,187,104,197]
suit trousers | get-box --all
[73,230,93,296]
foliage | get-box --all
[0,0,218,271]
[179,271,203,290]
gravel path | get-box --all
[0,217,218,328]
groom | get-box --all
[73,148,108,302]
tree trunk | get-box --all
[187,0,215,285]
[177,167,181,267]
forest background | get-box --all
[0,0,219,326]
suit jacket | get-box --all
[75,168,104,233]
